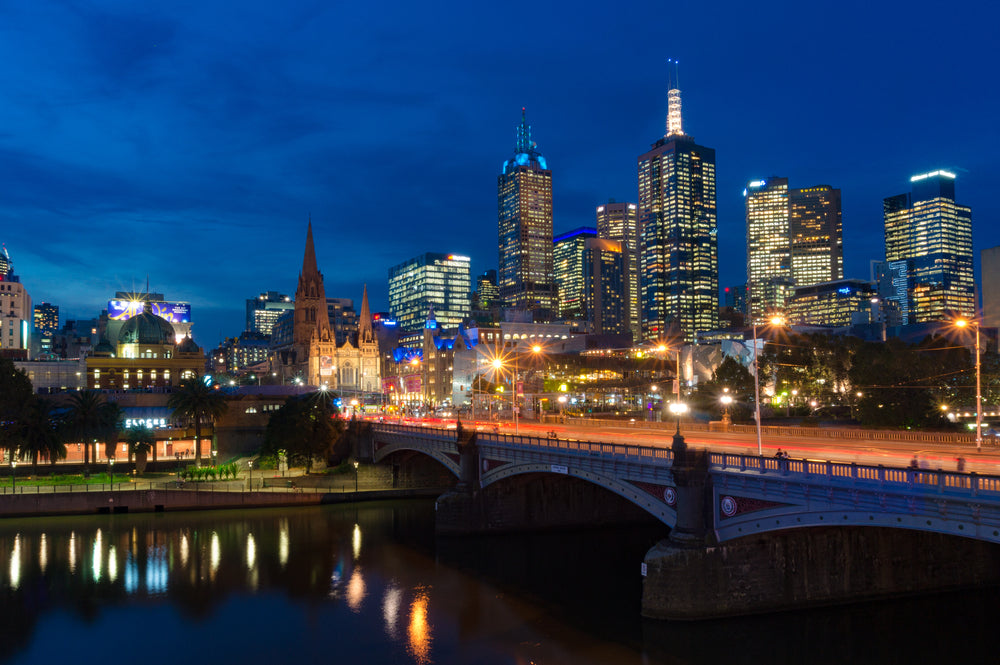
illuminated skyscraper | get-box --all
[553,227,596,319]
[883,170,973,323]
[388,252,471,331]
[745,178,842,321]
[596,200,640,341]
[638,71,718,341]
[246,291,293,336]
[584,238,626,335]
[0,246,32,359]
[498,109,555,318]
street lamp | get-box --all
[11,460,16,495]
[752,316,785,456]
[353,460,359,492]
[248,459,254,491]
[668,401,688,435]
[558,394,567,417]
[720,391,733,426]
[109,458,115,490]
[955,317,983,451]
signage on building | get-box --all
[320,355,334,376]
[108,300,191,323]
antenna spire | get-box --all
[666,58,683,137]
[515,107,532,154]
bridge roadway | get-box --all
[370,422,1000,545]
[380,415,1000,474]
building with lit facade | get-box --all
[388,252,471,332]
[553,227,596,319]
[596,200,640,341]
[0,247,32,360]
[104,291,192,345]
[745,177,842,322]
[474,270,500,309]
[638,75,718,341]
[883,170,973,323]
[498,109,555,318]
[982,246,1000,331]
[271,223,380,393]
[584,238,626,335]
[784,279,876,327]
[33,302,58,357]
[246,291,294,336]
[85,303,205,389]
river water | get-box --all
[0,500,997,665]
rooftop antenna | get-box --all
[666,58,683,137]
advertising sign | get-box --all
[108,300,192,323]
[319,355,334,376]
[403,374,422,393]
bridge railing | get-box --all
[709,451,1000,497]
[477,432,673,463]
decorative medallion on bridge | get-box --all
[718,494,794,520]
[629,481,676,507]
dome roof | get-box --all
[93,338,115,357]
[177,335,200,354]
[118,303,175,345]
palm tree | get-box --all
[18,398,66,473]
[64,390,107,468]
[125,424,156,474]
[168,378,228,466]
[100,401,126,461]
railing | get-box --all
[708,451,1000,497]
[564,416,985,445]
[478,432,673,463]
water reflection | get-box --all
[407,587,432,665]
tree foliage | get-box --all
[168,378,229,465]
[262,393,344,473]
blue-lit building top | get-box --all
[502,108,548,174]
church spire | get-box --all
[358,284,375,343]
[665,58,683,137]
[302,218,319,277]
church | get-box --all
[272,223,380,395]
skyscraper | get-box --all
[553,227,596,319]
[498,109,555,318]
[596,200,640,341]
[584,238,626,335]
[745,177,842,321]
[638,72,718,341]
[388,252,471,331]
[246,291,294,336]
[0,246,32,359]
[883,170,973,323]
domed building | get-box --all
[84,303,206,390]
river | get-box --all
[0,500,997,664]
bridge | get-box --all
[368,422,1000,618]
[370,422,1000,543]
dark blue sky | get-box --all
[2,0,997,346]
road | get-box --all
[385,416,1000,476]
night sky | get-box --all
[2,1,997,346]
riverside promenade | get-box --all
[0,468,448,518]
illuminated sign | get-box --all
[447,255,470,262]
[125,418,167,429]
[108,300,191,323]
[910,170,956,182]
[747,180,767,188]
[837,287,853,295]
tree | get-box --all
[168,378,228,466]
[18,398,66,473]
[100,401,126,461]
[692,356,754,421]
[262,393,344,473]
[64,390,108,468]
[0,357,33,459]
[125,425,156,474]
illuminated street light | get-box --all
[668,401,688,434]
[955,317,983,451]
[353,460,359,492]
[720,391,733,426]
[752,316,785,456]
[11,460,16,494]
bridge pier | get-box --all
[642,432,1000,619]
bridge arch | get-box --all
[372,440,460,478]
[482,461,677,528]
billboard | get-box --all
[319,355,334,377]
[108,300,191,323]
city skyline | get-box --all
[0,1,996,344]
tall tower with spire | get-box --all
[498,108,555,319]
[637,63,719,341]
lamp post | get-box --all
[11,460,16,495]
[752,316,784,456]
[353,460,359,492]
[248,459,253,491]
[109,458,115,490]
[720,391,733,427]
[668,401,688,435]
[955,318,983,451]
